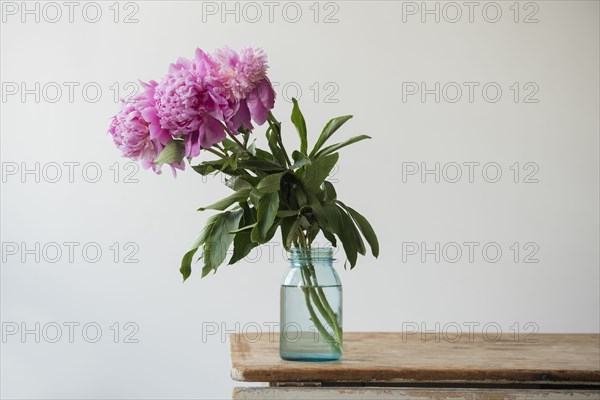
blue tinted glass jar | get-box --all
[280,247,343,361]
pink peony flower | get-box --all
[213,46,276,126]
[245,78,275,125]
[109,80,183,175]
[228,99,253,132]
[154,49,228,157]
[110,46,277,173]
[214,46,268,100]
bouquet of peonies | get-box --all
[108,45,378,280]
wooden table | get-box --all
[230,332,600,399]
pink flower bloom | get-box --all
[214,46,268,100]
[184,116,225,158]
[246,78,275,125]
[228,99,253,132]
[154,49,228,156]
[138,80,173,145]
[110,46,278,173]
[109,80,183,175]
[213,46,276,126]
[155,51,219,132]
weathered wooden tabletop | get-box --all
[230,332,600,385]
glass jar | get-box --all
[280,247,343,361]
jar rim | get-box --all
[289,247,334,262]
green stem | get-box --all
[306,272,339,340]
[201,146,254,180]
[268,110,280,126]
[299,266,341,354]
[297,240,343,354]
[203,147,228,159]
[220,122,253,157]
[214,143,227,153]
[307,265,343,347]
[267,112,292,167]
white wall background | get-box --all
[1,1,599,398]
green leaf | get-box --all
[310,115,353,157]
[305,190,327,227]
[251,192,279,243]
[277,210,300,218]
[337,204,366,256]
[240,217,279,261]
[324,204,357,268]
[302,153,339,192]
[155,139,185,165]
[181,209,244,280]
[266,128,288,167]
[291,150,311,170]
[237,158,285,172]
[228,223,257,234]
[322,181,337,202]
[337,201,380,258]
[180,228,212,282]
[315,135,371,158]
[191,159,241,177]
[192,160,226,176]
[257,171,287,193]
[291,98,308,154]
[197,189,251,211]
[307,225,320,244]
[255,148,276,163]
[229,205,258,264]
[298,215,310,229]
[249,188,262,208]
[322,227,337,248]
[248,141,257,156]
[285,218,301,249]
[180,248,197,282]
[242,130,250,146]
[229,155,238,171]
[229,231,256,265]
[280,217,294,251]
[225,176,253,191]
[221,138,238,152]
[264,219,280,242]
[293,186,308,208]
[199,209,244,277]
